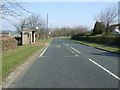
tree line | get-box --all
[0,1,49,40]
[51,26,88,37]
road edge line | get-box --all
[88,58,120,80]
[39,43,50,57]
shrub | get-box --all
[2,36,18,52]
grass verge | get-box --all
[2,45,43,78]
[2,38,53,78]
[67,39,120,54]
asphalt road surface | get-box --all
[8,38,119,88]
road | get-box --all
[7,38,119,88]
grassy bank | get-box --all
[68,39,119,54]
[2,45,43,78]
[2,38,53,78]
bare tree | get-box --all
[118,1,120,24]
[17,14,46,31]
[15,14,48,40]
[52,26,88,37]
[96,6,118,35]
[0,0,31,17]
[25,15,46,30]
[0,0,31,31]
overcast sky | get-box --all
[1,2,118,31]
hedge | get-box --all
[71,36,120,46]
[2,36,18,52]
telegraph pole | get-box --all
[47,14,48,31]
[47,14,49,39]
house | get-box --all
[113,26,120,34]
[115,26,120,34]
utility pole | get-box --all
[47,14,48,31]
[47,14,49,39]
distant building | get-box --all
[112,26,120,34]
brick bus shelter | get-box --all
[21,30,35,45]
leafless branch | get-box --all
[0,1,31,17]
[96,5,118,35]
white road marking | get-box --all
[88,58,120,80]
[75,54,78,57]
[63,43,79,57]
[66,43,69,46]
[39,43,50,57]
[71,47,81,54]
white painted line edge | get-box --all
[71,47,81,54]
[39,43,50,57]
[66,43,69,46]
[75,54,78,57]
[88,58,120,80]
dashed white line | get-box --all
[88,58,120,80]
[66,43,69,46]
[63,43,80,56]
[71,47,81,54]
[75,54,78,57]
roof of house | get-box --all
[115,26,120,29]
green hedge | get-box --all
[71,36,120,46]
